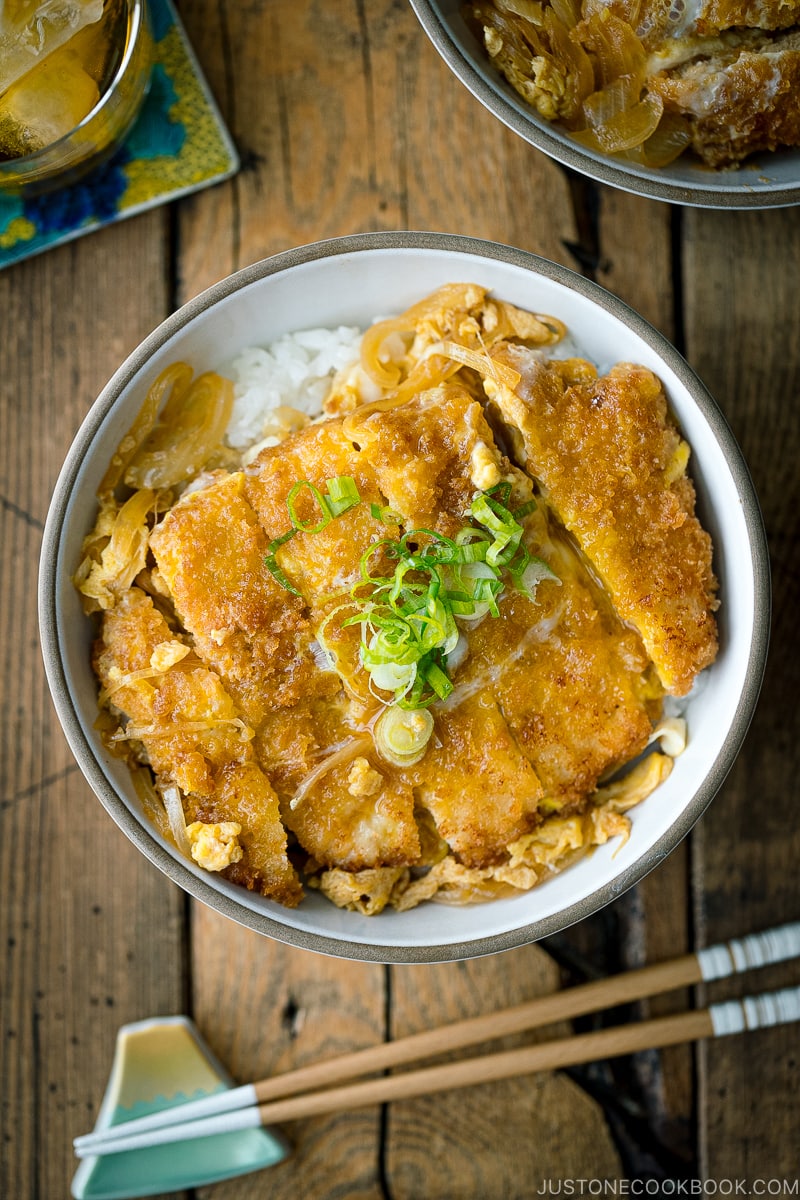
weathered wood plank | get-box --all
[682,206,800,1181]
[385,950,622,1198]
[0,215,187,1200]
[191,908,386,1200]
[597,188,675,338]
[177,5,390,1196]
[174,0,575,295]
[594,184,693,1169]
[542,178,694,1173]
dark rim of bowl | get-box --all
[38,230,772,963]
[408,0,800,211]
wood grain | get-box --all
[0,216,188,1200]
[3,0,797,1194]
[175,0,576,294]
[682,207,800,1183]
[539,174,693,1171]
[384,951,623,1198]
[191,908,386,1200]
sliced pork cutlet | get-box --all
[94,586,302,905]
[485,343,718,696]
[343,386,549,860]
[649,28,800,166]
[149,471,326,725]
[411,692,543,868]
[454,525,657,809]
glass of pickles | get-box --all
[0,0,152,193]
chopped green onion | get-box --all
[424,661,453,701]
[486,481,513,505]
[286,476,362,532]
[270,479,558,711]
[326,475,360,517]
[265,556,302,596]
[370,502,402,524]
[266,476,362,595]
[287,480,332,533]
[267,527,298,556]
[374,706,434,767]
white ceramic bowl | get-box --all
[39,232,770,962]
[409,0,800,209]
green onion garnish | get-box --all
[370,502,402,524]
[265,555,302,596]
[341,488,556,708]
[326,474,361,517]
[286,475,361,531]
[267,475,558,710]
[265,475,362,591]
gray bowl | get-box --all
[39,231,771,962]
[410,0,800,209]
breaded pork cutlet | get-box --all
[149,471,323,725]
[585,0,800,45]
[94,587,303,906]
[650,28,800,166]
[319,387,548,867]
[485,344,718,697]
[357,385,655,818]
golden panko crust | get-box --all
[488,345,718,696]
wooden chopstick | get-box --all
[73,919,800,1156]
[74,981,800,1158]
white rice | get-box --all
[224,326,363,451]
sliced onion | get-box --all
[585,87,664,152]
[639,111,693,166]
[160,784,192,857]
[520,557,560,596]
[496,0,545,24]
[131,768,173,843]
[98,363,192,498]
[125,371,234,490]
[549,0,581,29]
[437,341,522,390]
[445,633,470,674]
[577,12,646,87]
[112,717,253,741]
[290,734,373,811]
[544,10,594,118]
[359,283,488,388]
[648,716,687,757]
[456,561,498,621]
[308,639,336,672]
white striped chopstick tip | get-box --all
[709,984,800,1037]
[74,1104,263,1159]
[72,1082,257,1151]
[697,921,800,982]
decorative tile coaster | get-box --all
[0,0,239,270]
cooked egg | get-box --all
[186,821,244,871]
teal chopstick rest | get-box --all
[71,1016,289,1199]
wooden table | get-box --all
[2,3,799,1196]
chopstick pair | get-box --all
[74,920,800,1159]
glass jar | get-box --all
[0,0,152,195]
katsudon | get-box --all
[75,284,718,914]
